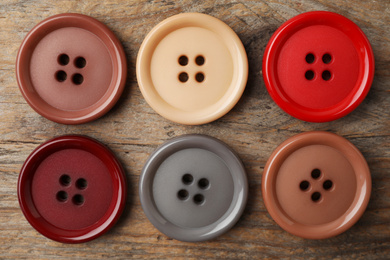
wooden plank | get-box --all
[0,0,389,258]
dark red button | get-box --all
[18,135,126,243]
[16,13,127,124]
[263,11,374,122]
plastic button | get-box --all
[18,135,126,243]
[262,131,371,239]
[139,135,248,241]
[16,13,127,124]
[263,11,374,122]
[137,13,248,125]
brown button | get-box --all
[136,13,248,125]
[262,131,371,239]
[16,13,127,124]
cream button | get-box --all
[137,13,248,125]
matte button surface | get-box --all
[262,131,371,239]
[16,13,127,124]
[139,135,248,241]
[18,135,126,243]
[137,13,248,125]
[263,11,374,122]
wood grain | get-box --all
[0,0,389,259]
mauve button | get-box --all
[18,135,126,243]
[263,11,374,122]
[137,13,248,125]
[16,13,127,124]
[262,131,371,239]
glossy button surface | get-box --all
[262,131,371,239]
[16,13,127,124]
[263,11,374,122]
[137,13,248,125]
[139,135,248,241]
[18,135,126,243]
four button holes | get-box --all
[177,173,209,205]
[56,174,88,206]
[178,55,205,83]
[305,53,333,81]
[299,169,333,203]
[55,54,86,85]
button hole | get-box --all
[55,71,67,82]
[72,73,84,85]
[198,178,209,189]
[322,53,332,64]
[75,178,87,190]
[178,72,189,83]
[193,194,205,205]
[299,180,310,191]
[195,72,205,83]
[311,192,321,202]
[178,55,188,66]
[311,169,321,179]
[322,70,332,81]
[182,174,193,185]
[305,70,315,80]
[74,57,86,68]
[195,55,205,66]
[56,191,68,202]
[72,194,84,206]
[323,180,333,190]
[177,189,189,200]
[305,53,315,64]
[59,174,71,186]
[58,54,69,66]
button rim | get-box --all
[136,12,248,125]
[263,11,375,122]
[139,134,248,242]
[16,13,127,124]
[262,131,371,239]
[18,135,127,243]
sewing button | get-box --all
[262,131,371,239]
[18,135,126,243]
[137,13,248,125]
[16,13,127,124]
[263,11,374,122]
[139,135,248,241]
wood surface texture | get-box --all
[0,0,389,259]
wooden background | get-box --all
[0,0,389,259]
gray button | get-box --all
[139,134,248,242]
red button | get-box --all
[18,135,126,243]
[263,11,374,122]
[16,13,127,124]
[262,131,371,239]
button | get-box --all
[263,11,374,122]
[16,13,127,124]
[136,13,248,125]
[262,131,371,239]
[18,135,126,243]
[139,135,248,241]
